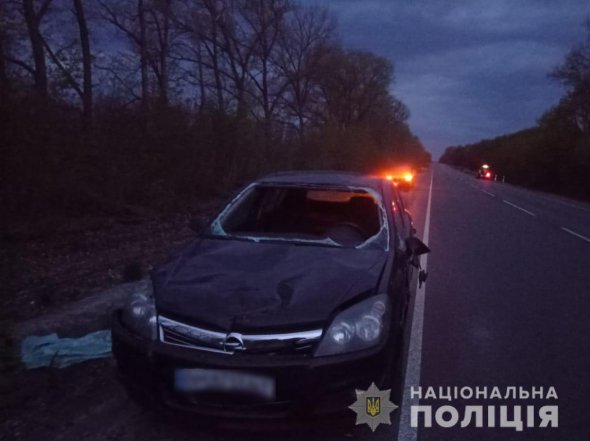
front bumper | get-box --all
[112,313,393,420]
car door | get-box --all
[381,181,412,328]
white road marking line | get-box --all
[552,199,590,213]
[482,190,495,197]
[561,227,590,243]
[397,169,434,441]
[502,200,536,217]
[501,183,590,213]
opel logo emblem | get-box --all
[223,333,244,352]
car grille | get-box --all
[159,315,322,356]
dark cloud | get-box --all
[303,0,590,157]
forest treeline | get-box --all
[440,21,590,201]
[0,0,430,221]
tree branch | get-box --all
[41,37,83,98]
[6,56,35,75]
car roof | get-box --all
[257,170,385,191]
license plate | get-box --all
[174,368,275,399]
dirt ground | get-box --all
[0,200,223,440]
[1,212,206,324]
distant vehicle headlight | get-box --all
[120,282,157,341]
[315,294,389,356]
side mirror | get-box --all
[406,236,430,267]
[406,236,430,258]
[406,237,431,286]
[189,217,206,233]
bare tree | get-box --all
[239,0,291,148]
[73,0,92,129]
[145,0,175,107]
[199,0,228,113]
[215,0,258,118]
[172,0,216,111]
[27,0,95,131]
[22,0,53,102]
[99,0,184,110]
[174,0,245,115]
[138,0,149,111]
[276,4,334,137]
[99,0,151,111]
[0,2,9,99]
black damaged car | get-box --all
[112,171,430,420]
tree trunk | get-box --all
[22,0,49,102]
[0,28,8,100]
[73,0,92,132]
[197,41,206,111]
[211,21,224,113]
[158,0,171,108]
[138,0,149,115]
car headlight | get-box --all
[315,294,389,356]
[120,282,157,341]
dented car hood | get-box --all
[152,237,388,332]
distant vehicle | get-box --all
[386,166,416,191]
[112,171,430,420]
[476,164,493,180]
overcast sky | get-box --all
[306,0,590,158]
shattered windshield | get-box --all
[209,184,388,249]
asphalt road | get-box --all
[404,163,590,441]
